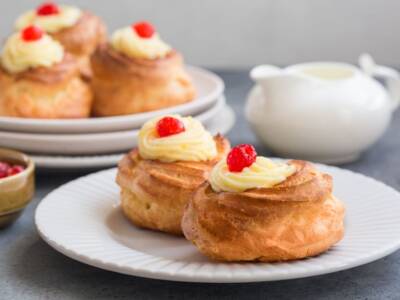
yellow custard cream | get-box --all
[1,32,64,73]
[111,26,171,60]
[15,5,82,33]
[210,157,296,193]
[138,115,217,162]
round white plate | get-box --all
[32,153,124,170]
[36,164,400,283]
[30,104,235,169]
[0,96,226,155]
[0,66,224,134]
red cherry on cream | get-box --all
[226,144,257,172]
[21,25,44,42]
[132,21,155,38]
[156,117,185,137]
[37,2,60,16]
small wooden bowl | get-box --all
[0,148,35,228]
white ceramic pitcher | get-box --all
[246,54,400,163]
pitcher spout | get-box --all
[250,65,282,83]
[250,64,310,99]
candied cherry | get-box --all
[226,144,257,172]
[36,2,60,16]
[132,21,155,38]
[21,25,43,42]
[156,117,185,137]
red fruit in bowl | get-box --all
[226,144,257,172]
[0,170,7,179]
[156,117,185,137]
[0,162,10,172]
[7,165,24,177]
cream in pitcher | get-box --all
[246,54,400,163]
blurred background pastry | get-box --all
[0,25,92,118]
[117,115,229,235]
[91,21,196,116]
[182,144,345,261]
[15,2,106,79]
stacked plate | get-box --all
[0,66,235,169]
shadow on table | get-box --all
[8,237,400,300]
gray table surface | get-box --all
[1,71,400,300]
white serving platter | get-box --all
[30,103,235,169]
[0,96,227,156]
[0,66,224,134]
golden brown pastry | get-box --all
[182,144,345,262]
[116,115,230,235]
[0,26,92,118]
[91,22,196,116]
[15,2,106,79]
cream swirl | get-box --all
[210,157,296,193]
[111,26,171,60]
[15,5,82,33]
[1,32,64,73]
[138,115,217,162]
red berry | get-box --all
[21,25,43,42]
[7,165,24,177]
[0,168,7,178]
[226,144,257,172]
[156,117,185,137]
[36,2,60,16]
[0,162,10,173]
[132,21,155,38]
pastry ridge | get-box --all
[181,160,345,261]
[51,11,107,79]
[0,54,92,118]
[116,135,230,235]
[91,44,196,116]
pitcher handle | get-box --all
[359,53,400,111]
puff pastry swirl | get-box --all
[0,53,92,118]
[116,135,230,235]
[91,44,196,116]
[50,11,106,79]
[182,160,345,261]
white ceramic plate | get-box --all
[30,104,235,169]
[35,164,400,283]
[0,66,224,134]
[0,96,227,155]
[32,153,124,170]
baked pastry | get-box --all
[15,2,106,79]
[116,115,230,234]
[0,25,92,118]
[182,144,345,262]
[91,21,196,116]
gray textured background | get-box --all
[0,0,399,68]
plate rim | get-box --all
[35,164,400,283]
[0,66,224,133]
[0,96,225,140]
[30,104,235,168]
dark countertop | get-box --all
[1,71,400,300]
